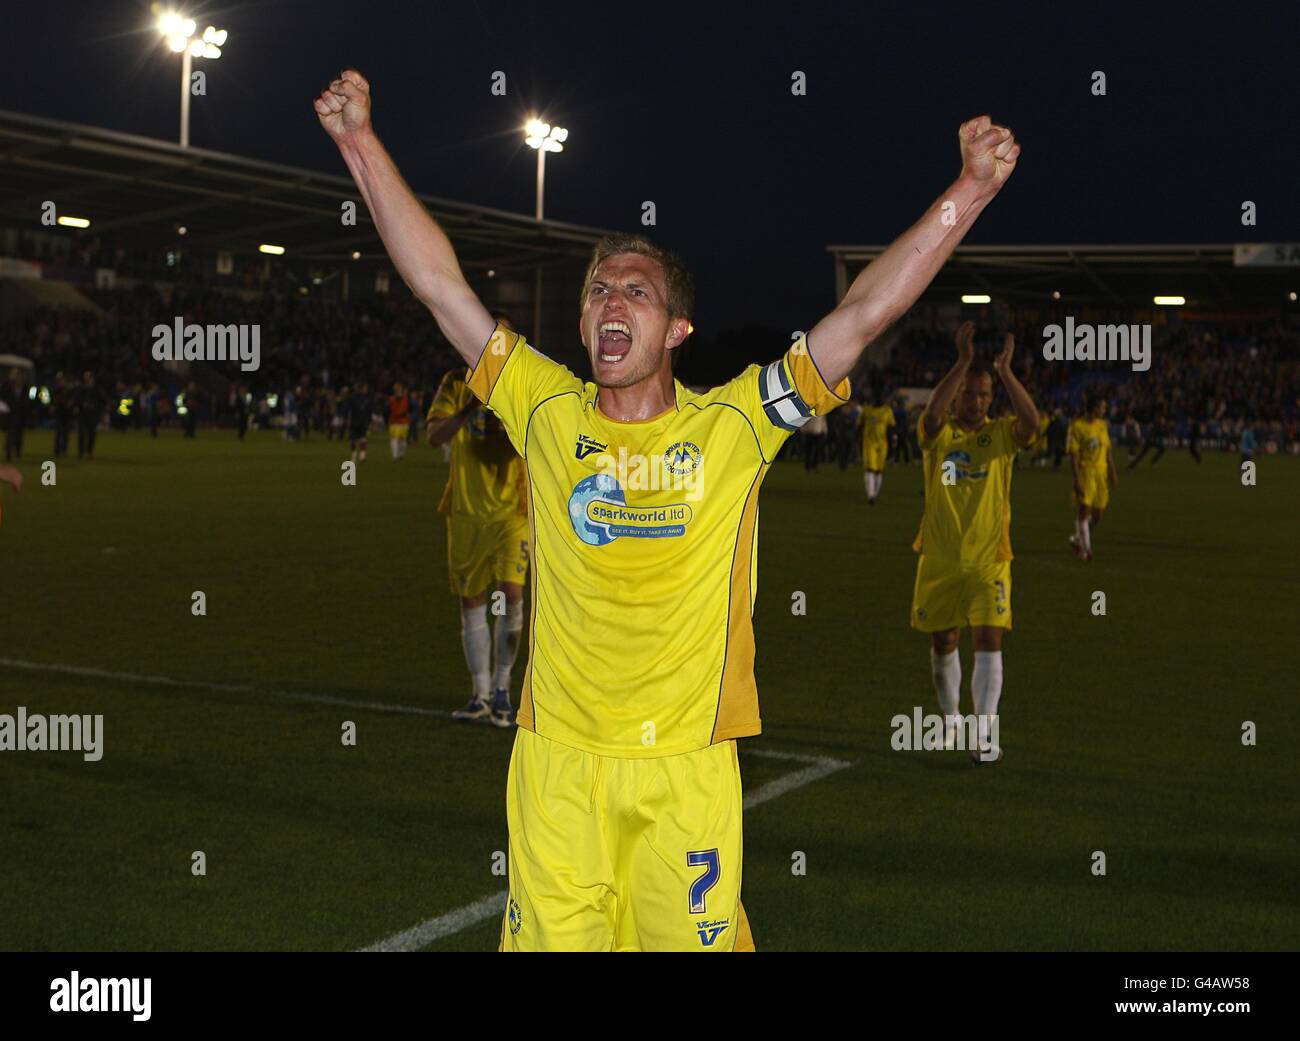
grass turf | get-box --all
[0,426,1295,950]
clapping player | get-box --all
[911,326,1039,762]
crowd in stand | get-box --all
[0,281,464,449]
[875,317,1300,454]
[3,274,1298,459]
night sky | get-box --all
[3,0,1298,338]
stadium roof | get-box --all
[0,108,616,275]
[827,243,1300,310]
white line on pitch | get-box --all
[0,657,851,951]
[358,747,852,952]
[741,748,852,810]
[359,891,509,953]
[0,657,451,719]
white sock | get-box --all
[930,648,960,716]
[492,600,524,693]
[1077,516,1092,554]
[460,603,492,699]
[389,437,399,460]
[863,472,871,496]
[872,472,883,498]
[972,650,1004,749]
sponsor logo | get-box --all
[941,450,987,481]
[508,897,523,935]
[575,433,607,460]
[695,918,730,947]
[567,473,693,547]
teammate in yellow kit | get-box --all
[857,389,895,503]
[427,314,529,727]
[1067,394,1117,561]
[316,66,1020,949]
[911,323,1039,762]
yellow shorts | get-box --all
[446,512,530,597]
[388,423,410,440]
[862,442,888,471]
[911,555,1012,631]
[1075,467,1110,510]
[500,727,754,952]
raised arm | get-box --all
[808,116,1020,386]
[993,332,1039,443]
[315,70,495,366]
[427,399,476,448]
[922,320,976,439]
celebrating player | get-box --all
[857,389,895,503]
[316,68,1019,950]
[1067,394,1117,561]
[427,314,529,728]
[911,326,1039,762]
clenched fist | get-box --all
[314,69,372,142]
[959,115,1019,191]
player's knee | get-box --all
[930,629,959,654]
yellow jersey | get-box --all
[427,370,527,520]
[469,322,849,757]
[913,415,1027,565]
[1067,417,1111,471]
[858,404,895,449]
[1030,413,1051,449]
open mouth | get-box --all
[597,320,632,364]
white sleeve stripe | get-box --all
[759,360,811,431]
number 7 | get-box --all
[687,848,720,914]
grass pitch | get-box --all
[1,426,1295,950]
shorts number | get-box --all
[687,849,721,914]
[994,580,1007,603]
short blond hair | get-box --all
[580,234,695,321]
